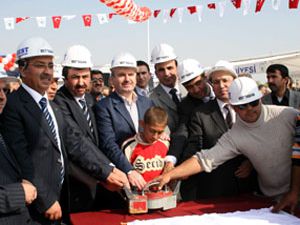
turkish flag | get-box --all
[289,0,300,8]
[52,16,62,29]
[82,14,92,27]
[16,17,29,23]
[169,8,177,18]
[153,10,161,18]
[231,0,242,8]
[208,3,216,9]
[109,13,117,19]
[255,0,265,12]
[187,6,197,14]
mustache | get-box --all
[75,84,87,89]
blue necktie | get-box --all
[79,99,94,134]
[39,97,64,184]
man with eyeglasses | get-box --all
[90,69,105,102]
[173,60,254,201]
[156,77,300,214]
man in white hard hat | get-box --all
[167,59,214,167]
[0,68,37,225]
[95,52,153,192]
[54,45,129,211]
[0,37,69,224]
[173,61,254,200]
[156,77,300,214]
[150,43,187,133]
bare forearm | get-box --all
[168,157,202,180]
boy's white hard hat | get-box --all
[178,59,204,84]
[151,43,177,64]
[229,77,262,105]
[208,60,237,79]
[111,52,137,69]
[62,45,93,68]
[16,37,54,61]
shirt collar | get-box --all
[22,83,48,106]
[118,91,138,104]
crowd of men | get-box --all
[0,36,299,225]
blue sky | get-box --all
[0,0,299,68]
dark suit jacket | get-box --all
[262,90,300,109]
[55,85,113,180]
[150,84,187,132]
[0,133,32,225]
[94,92,153,173]
[0,86,69,224]
[181,99,252,200]
[168,94,206,161]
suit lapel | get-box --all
[19,87,59,150]
[85,95,99,145]
[111,92,136,132]
[155,85,177,110]
[210,100,228,133]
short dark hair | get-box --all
[91,69,104,78]
[137,60,150,72]
[62,66,91,79]
[144,106,168,126]
[266,64,289,78]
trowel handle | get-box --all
[142,181,168,194]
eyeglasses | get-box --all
[30,62,54,70]
[235,99,260,110]
[91,78,104,83]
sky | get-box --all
[0,0,299,71]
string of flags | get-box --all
[2,0,299,30]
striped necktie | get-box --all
[224,104,233,129]
[79,99,94,133]
[39,97,64,184]
[169,88,180,106]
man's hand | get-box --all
[127,170,146,190]
[44,201,62,221]
[153,172,172,190]
[163,161,174,174]
[159,132,170,141]
[104,167,130,191]
[271,191,299,214]
[235,159,253,178]
[21,179,37,205]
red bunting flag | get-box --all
[169,8,177,18]
[153,10,161,18]
[231,0,242,8]
[289,0,300,8]
[255,0,265,12]
[187,6,197,14]
[109,13,117,19]
[52,16,62,29]
[208,3,216,9]
[16,17,29,23]
[82,14,92,27]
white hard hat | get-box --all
[0,67,19,82]
[111,52,137,69]
[53,64,64,79]
[62,45,93,68]
[16,37,54,61]
[151,43,177,64]
[208,60,237,79]
[229,77,262,105]
[178,59,204,84]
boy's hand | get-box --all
[163,161,174,174]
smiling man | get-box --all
[157,77,300,214]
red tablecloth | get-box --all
[70,194,299,225]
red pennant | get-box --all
[208,3,216,9]
[16,17,29,23]
[52,16,62,29]
[231,0,242,9]
[82,14,92,27]
[289,0,300,8]
[187,6,197,14]
[255,0,265,12]
[153,10,161,18]
[169,8,177,18]
[109,13,117,19]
